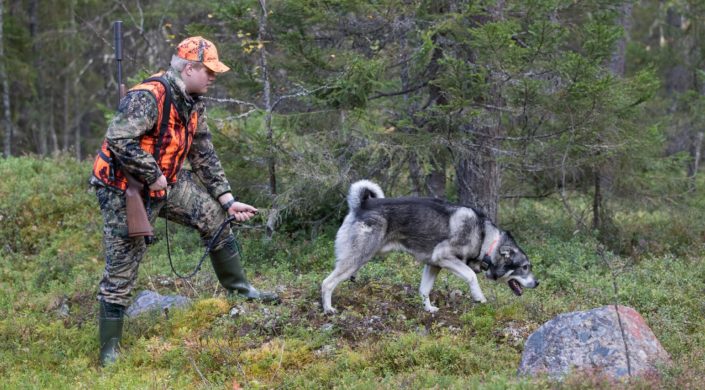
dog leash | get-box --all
[165,213,241,279]
[162,190,244,280]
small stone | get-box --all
[57,303,70,318]
[125,290,190,317]
[314,344,336,357]
[416,326,429,336]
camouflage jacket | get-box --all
[92,68,231,200]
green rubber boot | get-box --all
[99,301,125,367]
[210,236,279,303]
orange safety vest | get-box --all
[92,75,198,198]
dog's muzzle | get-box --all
[508,277,539,296]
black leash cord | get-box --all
[164,191,241,279]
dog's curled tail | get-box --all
[348,180,384,211]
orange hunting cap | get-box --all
[176,36,230,73]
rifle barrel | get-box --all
[113,21,124,108]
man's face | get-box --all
[183,63,216,95]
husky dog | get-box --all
[321,180,539,314]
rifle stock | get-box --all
[124,172,154,238]
[114,20,154,241]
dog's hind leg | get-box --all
[321,259,361,314]
[419,264,441,313]
[322,219,385,314]
[438,258,487,304]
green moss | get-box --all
[2,157,705,388]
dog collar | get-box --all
[481,236,499,271]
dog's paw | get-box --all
[473,296,487,304]
[323,307,338,315]
[424,305,439,313]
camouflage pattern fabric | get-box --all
[93,66,236,307]
[104,68,231,200]
[95,169,233,307]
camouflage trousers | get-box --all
[94,170,233,307]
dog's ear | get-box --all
[499,246,515,257]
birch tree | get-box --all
[0,0,12,158]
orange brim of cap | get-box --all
[204,60,230,73]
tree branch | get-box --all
[202,96,259,109]
[271,84,332,111]
[369,81,428,100]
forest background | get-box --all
[1,0,705,388]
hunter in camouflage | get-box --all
[90,36,278,367]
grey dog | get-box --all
[321,180,539,314]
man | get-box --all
[90,36,278,366]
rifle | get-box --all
[114,20,154,242]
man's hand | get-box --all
[226,201,258,222]
[149,175,168,191]
[219,193,258,222]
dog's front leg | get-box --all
[438,258,487,304]
[419,264,441,313]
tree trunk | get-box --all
[456,132,499,220]
[0,0,12,158]
[593,2,632,231]
[592,169,602,230]
[63,76,70,151]
[425,166,446,198]
[29,0,48,156]
[421,35,447,198]
[408,156,423,196]
[74,97,81,160]
[63,0,76,153]
[609,3,632,76]
[455,1,504,221]
[48,95,58,154]
[259,0,278,238]
[689,132,703,191]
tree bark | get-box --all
[63,0,76,153]
[63,76,70,150]
[592,169,603,230]
[420,34,447,198]
[74,95,81,160]
[689,131,703,191]
[456,131,499,220]
[609,3,632,76]
[259,0,279,237]
[0,0,12,158]
[455,1,504,221]
[29,0,48,156]
[49,94,58,154]
[593,2,632,231]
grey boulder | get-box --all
[518,305,670,379]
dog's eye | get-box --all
[522,264,529,271]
